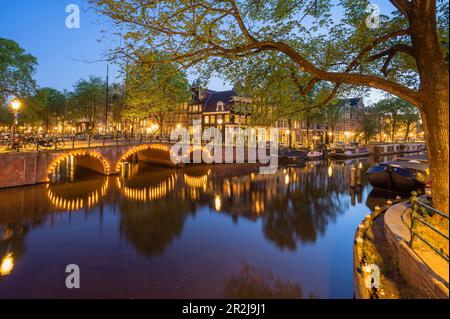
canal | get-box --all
[0,158,397,298]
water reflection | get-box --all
[0,158,390,298]
[224,263,303,299]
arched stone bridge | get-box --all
[0,143,187,188]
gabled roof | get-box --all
[334,97,363,109]
[203,90,236,113]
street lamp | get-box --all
[10,99,21,143]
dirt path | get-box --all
[364,214,419,299]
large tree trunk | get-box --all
[420,90,449,215]
[410,3,449,214]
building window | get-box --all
[211,115,216,124]
[204,115,209,124]
[225,114,230,123]
[217,101,224,111]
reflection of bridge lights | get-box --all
[118,174,177,202]
[184,174,209,188]
[284,174,290,185]
[328,165,333,177]
[47,178,109,211]
[0,253,14,276]
[214,195,222,211]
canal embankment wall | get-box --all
[384,202,449,299]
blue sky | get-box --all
[0,0,394,101]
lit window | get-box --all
[225,114,230,123]
[204,115,209,124]
[211,115,216,124]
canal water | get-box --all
[0,158,398,298]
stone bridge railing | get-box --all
[0,142,178,189]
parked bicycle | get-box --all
[35,136,66,150]
[3,135,36,152]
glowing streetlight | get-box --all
[10,99,22,148]
[11,99,21,111]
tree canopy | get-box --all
[123,57,190,132]
[0,38,37,105]
[92,0,449,213]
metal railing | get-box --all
[410,191,449,262]
[1,133,163,153]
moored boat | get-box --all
[328,145,370,159]
[366,160,429,193]
[306,151,324,160]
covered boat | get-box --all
[366,160,429,193]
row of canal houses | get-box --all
[159,85,368,147]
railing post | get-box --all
[410,191,418,248]
[88,134,91,148]
[72,136,75,149]
[103,136,105,147]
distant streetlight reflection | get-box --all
[0,253,14,276]
[214,195,222,211]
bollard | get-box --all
[374,205,381,217]
[356,162,363,186]
[350,165,356,188]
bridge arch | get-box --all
[47,150,111,182]
[182,145,214,164]
[114,144,176,173]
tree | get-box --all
[374,98,401,142]
[123,58,190,136]
[399,103,420,141]
[94,0,449,213]
[374,97,419,142]
[0,38,37,105]
[358,109,378,143]
[25,88,67,132]
[71,76,106,132]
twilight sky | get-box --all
[0,0,394,102]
